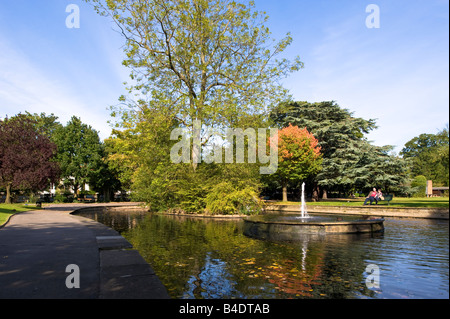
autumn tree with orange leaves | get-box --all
[269,124,322,202]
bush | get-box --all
[53,191,74,203]
[205,182,262,215]
[53,194,65,203]
[177,178,208,214]
[131,160,263,215]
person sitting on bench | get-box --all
[374,189,384,204]
[364,188,377,205]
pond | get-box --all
[76,210,449,299]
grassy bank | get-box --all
[272,197,449,209]
[0,203,41,226]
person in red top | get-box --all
[364,188,377,205]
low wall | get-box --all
[265,204,449,220]
[70,204,148,215]
[66,203,449,220]
[243,216,385,241]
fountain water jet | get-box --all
[299,182,309,219]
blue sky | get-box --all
[0,0,448,154]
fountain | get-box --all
[299,182,309,219]
[243,183,385,241]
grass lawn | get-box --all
[0,203,41,226]
[271,197,449,209]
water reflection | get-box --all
[76,211,449,299]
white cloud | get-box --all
[0,39,75,111]
[285,4,449,154]
[0,34,120,140]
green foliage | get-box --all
[354,144,409,194]
[205,182,262,215]
[22,111,62,139]
[131,163,182,212]
[401,126,449,186]
[53,191,74,203]
[131,159,262,215]
[107,104,186,210]
[52,116,104,194]
[410,175,427,197]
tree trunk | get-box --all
[282,184,288,202]
[73,183,80,200]
[5,183,12,204]
[103,188,110,203]
[191,119,201,172]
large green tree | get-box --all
[91,0,305,212]
[400,126,449,186]
[53,116,104,195]
[355,144,409,194]
[88,0,303,171]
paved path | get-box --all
[0,204,169,299]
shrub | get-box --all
[53,193,65,203]
[205,182,262,215]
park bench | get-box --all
[381,194,393,205]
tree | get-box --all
[105,104,181,206]
[268,124,322,202]
[400,126,449,186]
[53,116,104,196]
[270,101,408,197]
[271,101,377,197]
[87,0,303,171]
[86,144,122,202]
[0,115,60,203]
[23,111,62,139]
[354,144,409,194]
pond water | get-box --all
[77,211,449,299]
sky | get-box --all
[0,0,448,154]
